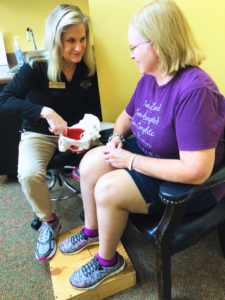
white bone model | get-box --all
[58,114,101,152]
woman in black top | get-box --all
[0,4,101,261]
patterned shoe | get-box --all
[59,228,99,255]
[35,212,61,260]
[72,167,80,182]
[70,252,125,290]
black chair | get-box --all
[47,149,82,201]
[129,166,225,300]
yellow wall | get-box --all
[89,0,225,122]
[0,0,91,53]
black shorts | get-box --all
[123,137,217,215]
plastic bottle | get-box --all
[13,37,24,67]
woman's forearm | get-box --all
[133,156,195,184]
[40,106,67,135]
[132,151,214,185]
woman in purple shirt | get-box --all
[59,0,225,290]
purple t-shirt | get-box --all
[126,66,225,202]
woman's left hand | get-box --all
[103,146,133,169]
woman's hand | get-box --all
[106,136,124,149]
[40,107,67,135]
[103,146,133,169]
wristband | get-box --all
[128,154,137,171]
[108,133,126,143]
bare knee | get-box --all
[94,170,149,214]
[79,146,107,181]
[94,173,120,208]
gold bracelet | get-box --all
[128,154,137,171]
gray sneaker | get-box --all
[35,212,61,260]
[70,252,125,290]
[59,228,99,255]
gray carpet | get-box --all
[0,174,225,299]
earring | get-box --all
[157,53,159,62]
[154,46,159,62]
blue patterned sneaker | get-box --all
[70,252,125,290]
[59,228,99,255]
[35,212,61,260]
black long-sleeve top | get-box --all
[0,60,102,135]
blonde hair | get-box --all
[26,4,95,81]
[130,0,205,76]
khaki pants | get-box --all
[18,132,59,219]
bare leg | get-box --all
[94,169,149,260]
[79,146,116,230]
[80,146,149,260]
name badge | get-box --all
[49,82,66,89]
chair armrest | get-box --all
[99,128,114,145]
[159,166,225,205]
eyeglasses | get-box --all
[130,40,151,54]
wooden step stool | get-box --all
[49,226,136,300]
